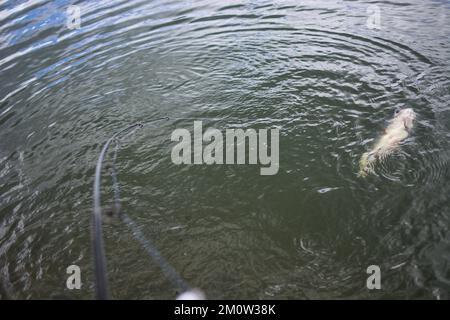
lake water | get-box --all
[0,0,450,299]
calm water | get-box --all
[1,0,450,299]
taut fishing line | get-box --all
[92,116,204,300]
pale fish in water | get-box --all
[359,108,416,177]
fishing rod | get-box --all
[92,121,145,300]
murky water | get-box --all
[1,0,450,299]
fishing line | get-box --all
[92,115,282,299]
[109,139,191,293]
[92,118,165,300]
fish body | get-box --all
[359,108,416,177]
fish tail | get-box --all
[358,151,376,177]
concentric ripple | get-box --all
[1,0,450,299]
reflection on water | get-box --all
[0,0,450,299]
